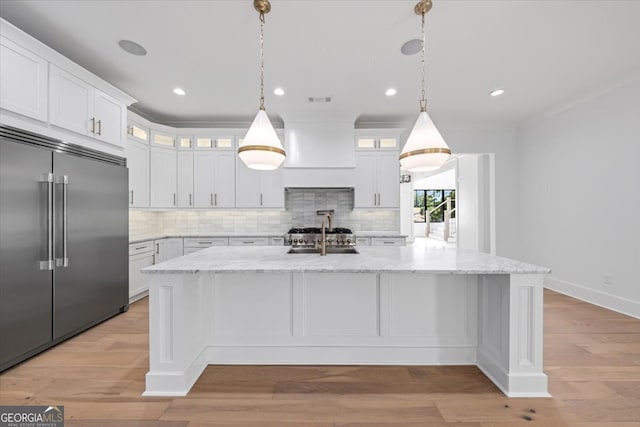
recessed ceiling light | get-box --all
[118,39,147,56]
[385,88,397,96]
[173,87,186,96]
[274,88,285,96]
[490,88,505,97]
[401,39,422,56]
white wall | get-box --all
[516,80,640,317]
[436,127,519,258]
[414,168,456,190]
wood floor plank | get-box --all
[1,291,640,425]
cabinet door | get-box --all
[127,140,149,208]
[153,240,167,264]
[194,151,214,208]
[177,151,194,208]
[235,158,261,208]
[150,146,177,208]
[376,152,400,208]
[354,152,377,208]
[129,252,154,299]
[0,36,48,122]
[49,65,93,136]
[165,238,184,260]
[213,151,236,207]
[94,90,125,148]
[260,168,284,208]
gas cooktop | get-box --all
[288,227,352,234]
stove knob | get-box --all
[293,239,298,243]
[303,239,308,244]
[340,239,345,244]
[288,239,293,244]
[347,239,351,244]
[327,238,333,243]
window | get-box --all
[413,189,455,223]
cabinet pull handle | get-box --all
[56,175,69,268]
[260,193,263,206]
[135,246,147,250]
[90,117,96,134]
[210,193,213,206]
[156,243,160,254]
[198,241,212,245]
[383,241,394,244]
[96,120,102,136]
[130,190,134,205]
[39,173,54,270]
[377,193,381,205]
[215,193,218,206]
[374,193,377,205]
[173,193,176,206]
[189,193,192,206]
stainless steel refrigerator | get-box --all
[0,126,128,372]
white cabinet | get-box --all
[355,237,371,246]
[49,65,126,148]
[128,242,154,301]
[153,238,183,263]
[229,237,270,246]
[355,135,400,150]
[236,158,284,208]
[354,151,399,209]
[371,237,406,246]
[0,36,47,122]
[127,140,149,208]
[177,151,194,208]
[127,121,149,144]
[150,146,177,208]
[194,151,236,208]
[183,237,228,254]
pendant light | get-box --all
[399,0,451,172]
[238,0,286,170]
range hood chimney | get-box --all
[280,112,358,188]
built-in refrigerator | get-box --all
[0,126,129,372]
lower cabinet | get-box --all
[229,237,269,246]
[129,238,184,302]
[129,242,154,302]
[371,237,406,246]
[183,237,229,254]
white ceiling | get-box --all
[1,0,639,127]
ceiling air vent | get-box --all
[308,97,332,103]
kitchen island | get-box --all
[142,245,550,398]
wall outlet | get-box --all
[603,273,613,286]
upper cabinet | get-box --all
[1,19,136,156]
[49,65,127,149]
[0,36,47,122]
[354,130,401,209]
[127,140,150,208]
[235,157,284,209]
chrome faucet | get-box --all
[316,210,333,256]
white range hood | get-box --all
[280,112,357,187]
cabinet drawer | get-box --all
[270,237,285,246]
[183,237,228,248]
[184,247,205,255]
[229,237,269,246]
[355,237,371,246]
[371,237,405,246]
[129,241,154,256]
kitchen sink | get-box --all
[287,247,359,254]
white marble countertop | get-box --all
[130,232,407,244]
[142,245,550,275]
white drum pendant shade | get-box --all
[239,109,285,170]
[399,110,451,172]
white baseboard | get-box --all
[129,289,148,304]
[545,277,640,319]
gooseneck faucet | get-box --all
[316,210,334,256]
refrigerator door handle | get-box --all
[56,175,69,267]
[39,173,54,270]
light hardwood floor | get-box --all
[1,289,639,426]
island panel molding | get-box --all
[142,246,549,398]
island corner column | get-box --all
[144,273,208,397]
[476,273,549,397]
